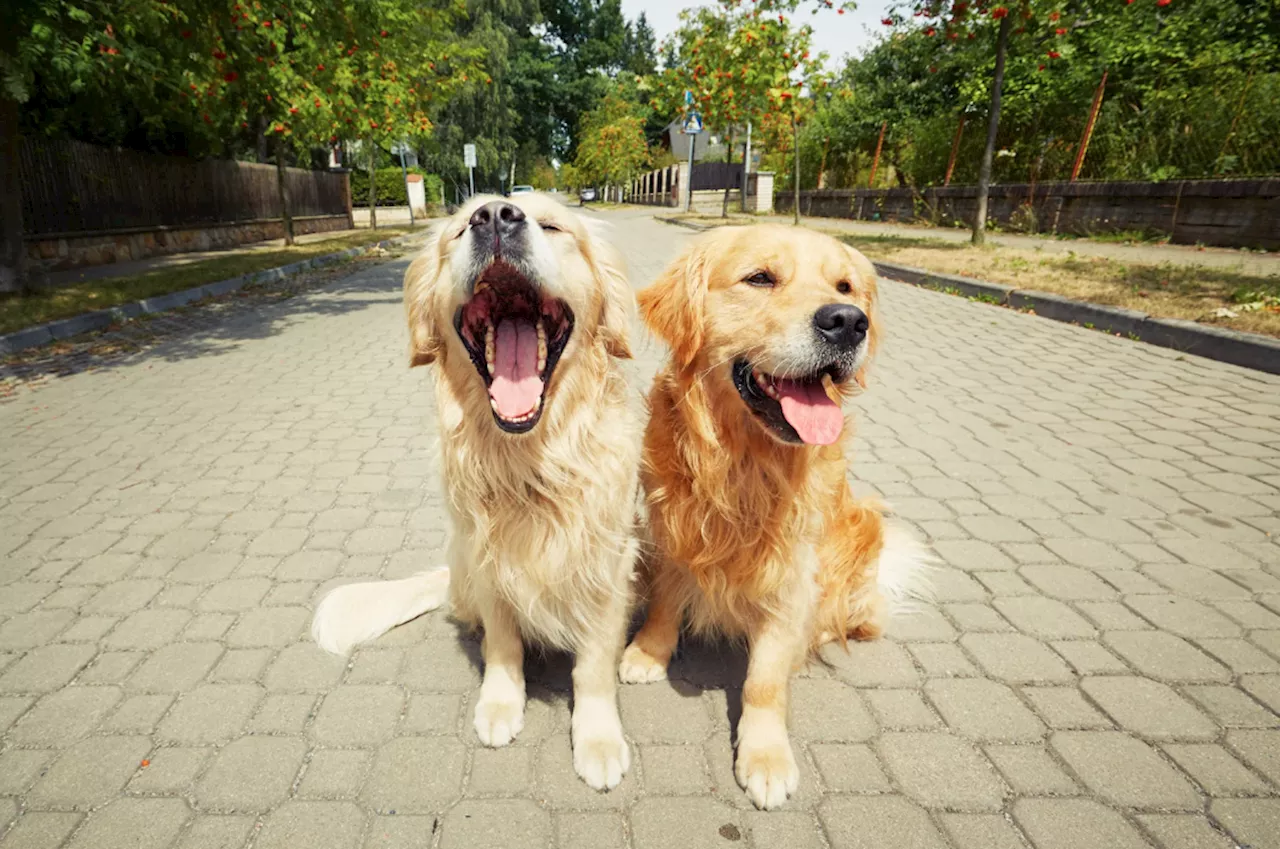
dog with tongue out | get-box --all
[618,224,934,811]
[310,194,643,794]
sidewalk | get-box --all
[46,220,429,288]
[696,211,1280,277]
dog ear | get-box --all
[585,222,635,360]
[844,245,879,389]
[404,241,444,367]
[638,241,708,370]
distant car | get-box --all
[579,187,597,204]
[511,185,535,194]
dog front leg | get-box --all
[735,597,809,810]
[619,567,684,683]
[473,598,525,747]
[571,591,632,790]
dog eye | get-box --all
[540,222,562,233]
[836,281,852,294]
[744,271,775,288]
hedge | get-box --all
[350,167,443,208]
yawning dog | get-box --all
[311,194,641,790]
[619,224,932,809]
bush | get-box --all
[350,167,444,209]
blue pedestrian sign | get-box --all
[685,90,694,106]
[682,111,703,135]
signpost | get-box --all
[394,140,415,226]
[681,106,703,213]
[463,143,477,198]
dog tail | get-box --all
[877,521,937,613]
[311,568,450,656]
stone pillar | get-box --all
[678,162,691,211]
[753,171,774,214]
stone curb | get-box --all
[655,215,1280,376]
[0,230,430,356]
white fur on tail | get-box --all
[311,568,451,656]
[877,521,937,612]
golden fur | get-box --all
[313,194,641,791]
[620,224,928,809]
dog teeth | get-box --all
[484,323,495,376]
[475,281,489,293]
[536,321,547,374]
[754,371,780,400]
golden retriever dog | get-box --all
[619,224,931,809]
[311,193,640,790]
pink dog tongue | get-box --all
[489,319,542,419]
[775,378,843,445]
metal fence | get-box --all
[690,161,743,191]
[20,138,349,237]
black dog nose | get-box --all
[813,304,869,350]
[468,201,526,236]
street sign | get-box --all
[682,112,703,135]
[463,143,477,168]
[684,90,694,106]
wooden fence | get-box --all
[20,138,349,237]
[774,179,1280,251]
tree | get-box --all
[2,0,178,292]
[573,85,650,195]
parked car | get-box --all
[579,187,597,204]
[511,185,535,194]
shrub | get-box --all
[350,167,444,209]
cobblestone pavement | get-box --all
[1,207,1279,849]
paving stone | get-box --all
[810,743,891,793]
[0,812,81,849]
[400,693,463,735]
[908,642,979,677]
[630,797,742,849]
[1104,631,1231,683]
[925,678,1044,742]
[0,644,96,693]
[818,796,948,849]
[361,737,465,813]
[945,602,1014,632]
[1239,674,1280,714]
[362,815,436,849]
[128,642,224,692]
[1183,685,1280,729]
[960,633,1075,683]
[256,801,365,849]
[195,736,307,812]
[1210,799,1280,849]
[1050,731,1201,810]
[877,732,1007,811]
[932,540,1017,572]
[311,685,404,745]
[1014,799,1148,849]
[1020,565,1117,600]
[1080,677,1218,740]
[155,684,263,745]
[126,747,210,794]
[1137,814,1237,849]
[1225,730,1280,785]
[619,680,711,744]
[0,748,57,795]
[940,813,1030,849]
[985,745,1078,795]
[790,678,877,742]
[248,693,316,734]
[26,736,152,809]
[469,746,533,795]
[992,596,1095,639]
[1163,744,1270,795]
[640,745,710,795]
[862,689,941,730]
[819,640,920,687]
[264,642,346,691]
[64,797,190,849]
[10,685,122,746]
[298,749,370,799]
[1125,595,1242,638]
[557,812,625,849]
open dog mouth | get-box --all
[453,261,574,433]
[731,359,849,446]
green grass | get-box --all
[1,228,415,337]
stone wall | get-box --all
[25,214,353,273]
[774,179,1280,250]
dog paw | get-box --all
[473,696,524,747]
[573,728,631,790]
[618,642,669,683]
[735,739,799,810]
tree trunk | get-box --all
[256,115,271,163]
[973,13,1012,246]
[0,94,27,294]
[274,135,295,246]
[792,115,801,226]
[721,129,735,218]
[367,137,377,230]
